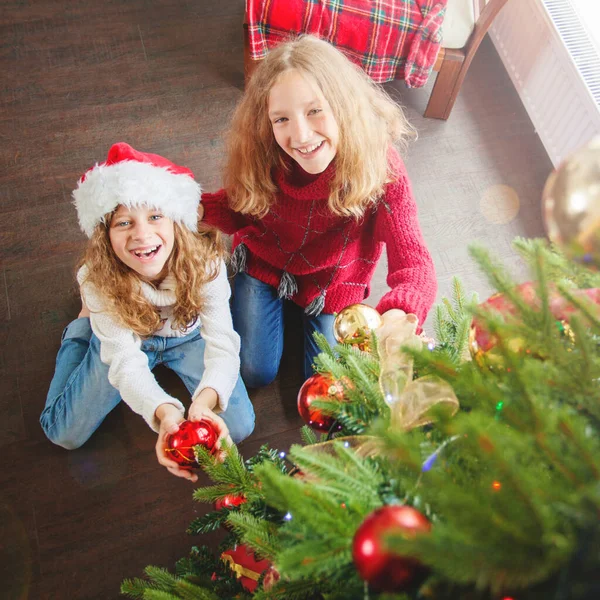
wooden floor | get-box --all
[0,1,552,598]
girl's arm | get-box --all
[191,259,241,411]
[200,189,249,234]
[79,280,185,432]
[375,175,437,328]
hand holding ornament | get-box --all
[188,387,233,454]
[154,402,198,482]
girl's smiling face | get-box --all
[108,205,175,282]
[268,69,339,174]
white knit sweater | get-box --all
[77,260,240,432]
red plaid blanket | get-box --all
[246,0,449,88]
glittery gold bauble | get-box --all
[556,319,576,347]
[543,137,600,265]
[333,304,383,350]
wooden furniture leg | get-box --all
[425,0,511,120]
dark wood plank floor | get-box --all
[1,1,552,598]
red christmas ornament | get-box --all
[164,419,219,468]
[221,544,271,593]
[214,492,246,511]
[352,505,431,592]
[297,373,344,432]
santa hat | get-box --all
[73,142,200,238]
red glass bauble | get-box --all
[297,374,344,432]
[214,493,246,511]
[352,505,431,592]
[164,419,218,468]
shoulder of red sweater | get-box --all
[386,145,408,176]
[201,188,228,203]
[382,173,413,208]
[383,147,411,197]
[374,157,416,218]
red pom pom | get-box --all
[164,419,219,468]
[352,505,431,592]
[297,374,344,432]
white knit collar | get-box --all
[139,272,177,306]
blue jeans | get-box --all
[40,318,255,450]
[231,272,338,387]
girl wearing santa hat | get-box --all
[40,142,255,482]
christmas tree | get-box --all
[122,140,600,600]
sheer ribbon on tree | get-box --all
[377,309,459,430]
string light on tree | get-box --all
[421,435,461,472]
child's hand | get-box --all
[155,403,198,483]
[188,388,233,453]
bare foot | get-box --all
[78,298,91,319]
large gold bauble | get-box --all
[543,137,600,265]
[333,304,383,347]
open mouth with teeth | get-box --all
[130,245,162,260]
[295,140,325,156]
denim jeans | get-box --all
[40,318,255,450]
[231,272,338,387]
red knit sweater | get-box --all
[201,148,437,326]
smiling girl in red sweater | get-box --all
[200,35,437,386]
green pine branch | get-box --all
[300,425,318,445]
[186,509,232,535]
[121,567,221,600]
[252,577,322,600]
[226,511,281,559]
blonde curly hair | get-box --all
[79,218,224,337]
[225,35,415,219]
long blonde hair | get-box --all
[80,219,224,337]
[226,35,414,219]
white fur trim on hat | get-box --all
[73,160,200,238]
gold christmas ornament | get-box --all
[543,137,600,265]
[333,303,383,350]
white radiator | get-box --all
[488,0,600,167]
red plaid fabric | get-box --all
[246,0,448,88]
